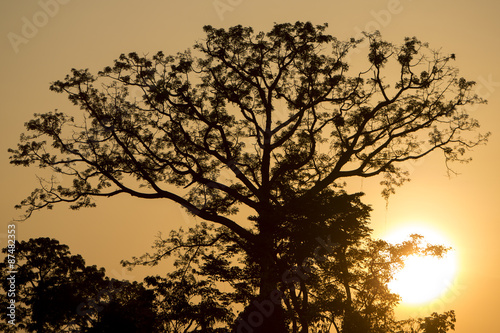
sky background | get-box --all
[1,1,499,331]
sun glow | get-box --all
[384,225,458,305]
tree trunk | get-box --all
[233,218,288,333]
[234,258,288,333]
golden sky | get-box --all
[1,1,499,331]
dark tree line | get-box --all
[0,238,156,332]
[1,234,455,332]
[8,21,487,332]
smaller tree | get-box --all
[143,274,233,332]
[124,222,242,332]
[0,237,107,332]
[312,234,449,333]
[396,311,456,333]
[0,238,157,333]
[85,280,158,333]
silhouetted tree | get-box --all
[9,22,488,331]
[0,237,107,332]
[142,273,234,332]
[0,238,157,333]
[123,222,246,332]
[84,280,158,333]
[395,311,456,333]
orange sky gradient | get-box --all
[1,1,499,331]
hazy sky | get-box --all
[1,1,499,331]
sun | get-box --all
[384,225,458,305]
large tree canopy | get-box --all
[10,22,487,223]
[9,21,488,332]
